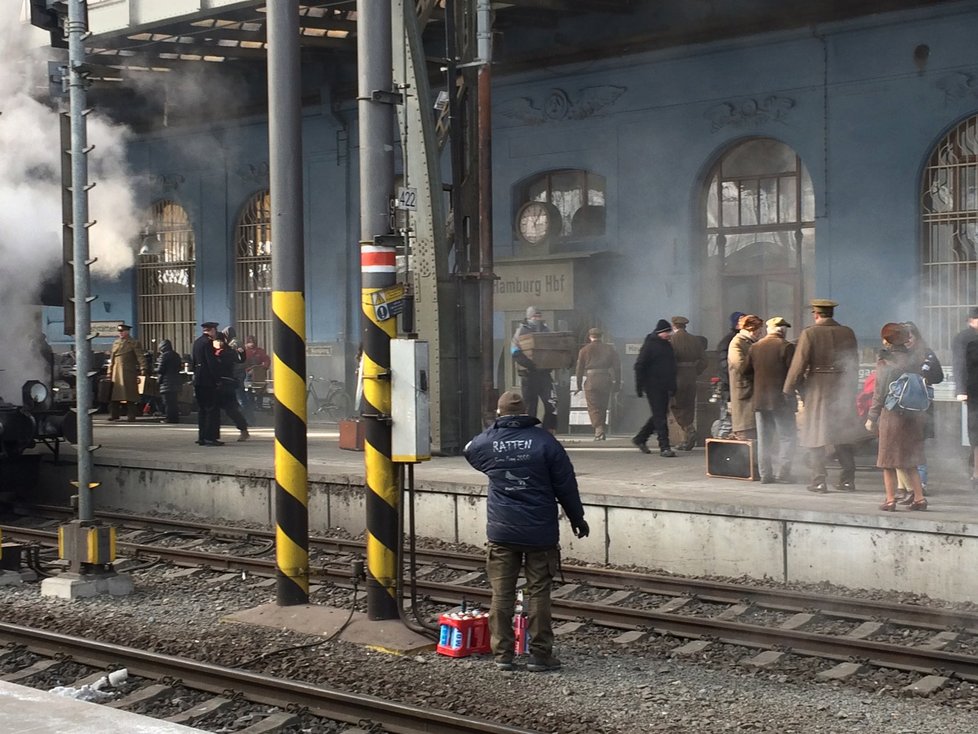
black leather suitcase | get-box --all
[706,438,757,481]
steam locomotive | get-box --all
[0,380,71,462]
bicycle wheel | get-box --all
[324,390,354,422]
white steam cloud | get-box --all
[0,7,141,402]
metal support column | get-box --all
[358,0,399,620]
[268,0,309,606]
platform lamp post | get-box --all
[358,0,400,621]
[36,0,131,599]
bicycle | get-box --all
[306,376,354,422]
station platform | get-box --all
[28,416,978,604]
[0,679,205,734]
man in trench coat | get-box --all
[107,323,147,422]
[782,299,864,493]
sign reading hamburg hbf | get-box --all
[493,261,574,311]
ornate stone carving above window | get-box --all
[936,72,978,104]
[498,86,626,125]
[704,96,795,132]
[150,173,185,193]
[236,161,270,185]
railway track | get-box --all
[5,509,978,689]
[0,622,539,734]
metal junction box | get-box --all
[391,339,431,462]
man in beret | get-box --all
[746,317,796,483]
[783,299,863,493]
[464,390,589,672]
[574,327,621,440]
[669,316,707,451]
[192,321,224,446]
[633,319,678,457]
[107,323,147,422]
[511,306,558,433]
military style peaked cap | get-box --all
[671,316,689,326]
[810,298,838,308]
[201,321,219,328]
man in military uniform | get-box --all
[669,316,707,451]
[511,306,558,432]
[574,327,621,440]
[107,323,147,422]
[783,299,863,493]
[192,321,224,446]
[746,316,796,483]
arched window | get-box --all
[702,138,815,341]
[514,169,606,248]
[234,190,272,352]
[921,115,978,355]
[137,200,196,356]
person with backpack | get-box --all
[865,323,928,511]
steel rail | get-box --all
[7,525,978,681]
[11,511,978,632]
[0,622,539,734]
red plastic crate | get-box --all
[436,612,490,658]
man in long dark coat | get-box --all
[746,316,796,483]
[633,319,678,457]
[669,316,707,450]
[783,299,863,493]
[192,321,223,446]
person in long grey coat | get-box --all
[727,314,763,440]
[783,299,864,493]
[108,323,147,422]
[745,317,796,483]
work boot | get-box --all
[238,429,250,442]
[807,481,828,494]
[494,654,514,671]
[632,437,651,454]
[526,654,562,672]
[108,401,120,421]
[126,403,138,422]
[659,449,677,458]
[836,481,855,492]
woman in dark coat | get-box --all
[155,339,183,424]
[894,321,943,498]
[866,323,927,511]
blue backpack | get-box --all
[884,372,931,413]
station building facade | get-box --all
[55,2,978,435]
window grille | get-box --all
[137,200,196,357]
[234,190,273,352]
[703,138,815,341]
[921,115,978,358]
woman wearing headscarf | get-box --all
[866,323,927,511]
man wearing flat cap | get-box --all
[633,319,679,457]
[511,306,558,433]
[783,299,863,493]
[192,321,224,446]
[107,323,147,422]
[669,316,707,451]
[727,314,764,441]
[574,327,621,440]
[745,317,796,483]
[464,390,589,672]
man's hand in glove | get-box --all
[572,519,590,539]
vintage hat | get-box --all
[737,314,763,331]
[968,307,978,320]
[654,319,672,334]
[729,311,745,329]
[766,316,791,328]
[201,321,219,329]
[497,390,526,416]
[588,327,603,338]
[880,322,910,346]
[810,298,839,313]
[526,306,542,319]
[671,316,689,326]
[117,323,132,331]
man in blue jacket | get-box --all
[464,390,589,672]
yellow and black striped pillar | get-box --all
[273,292,309,605]
[361,240,398,619]
[267,0,308,607]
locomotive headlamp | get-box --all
[22,380,49,407]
